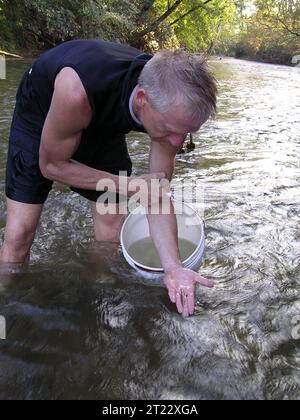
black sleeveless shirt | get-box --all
[12,40,152,161]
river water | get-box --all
[0,57,299,400]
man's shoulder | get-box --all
[54,67,91,113]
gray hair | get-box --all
[138,50,218,127]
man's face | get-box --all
[134,89,200,150]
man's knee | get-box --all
[3,199,43,252]
[0,223,37,263]
[4,222,37,251]
[94,213,125,243]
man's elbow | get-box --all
[39,159,60,181]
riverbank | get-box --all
[233,54,299,67]
[0,45,40,60]
[208,54,298,68]
[2,46,298,70]
[0,50,23,59]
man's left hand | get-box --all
[164,267,214,317]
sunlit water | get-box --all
[0,58,299,400]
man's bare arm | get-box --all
[39,67,128,191]
[147,140,213,317]
[147,140,182,272]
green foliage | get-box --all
[130,0,238,52]
[0,0,298,65]
[0,0,139,51]
[171,0,238,53]
[235,0,300,63]
[0,0,239,54]
[96,1,139,43]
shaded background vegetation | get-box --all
[0,0,299,64]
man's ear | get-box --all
[135,88,147,107]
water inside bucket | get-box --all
[128,237,198,269]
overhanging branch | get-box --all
[276,16,300,37]
[170,0,214,26]
[133,0,184,39]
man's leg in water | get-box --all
[0,198,43,263]
[90,201,127,243]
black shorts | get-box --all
[5,69,133,205]
[5,128,133,205]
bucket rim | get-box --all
[120,201,205,273]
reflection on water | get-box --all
[0,58,299,400]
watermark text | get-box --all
[95,173,205,225]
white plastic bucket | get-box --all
[120,201,205,274]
